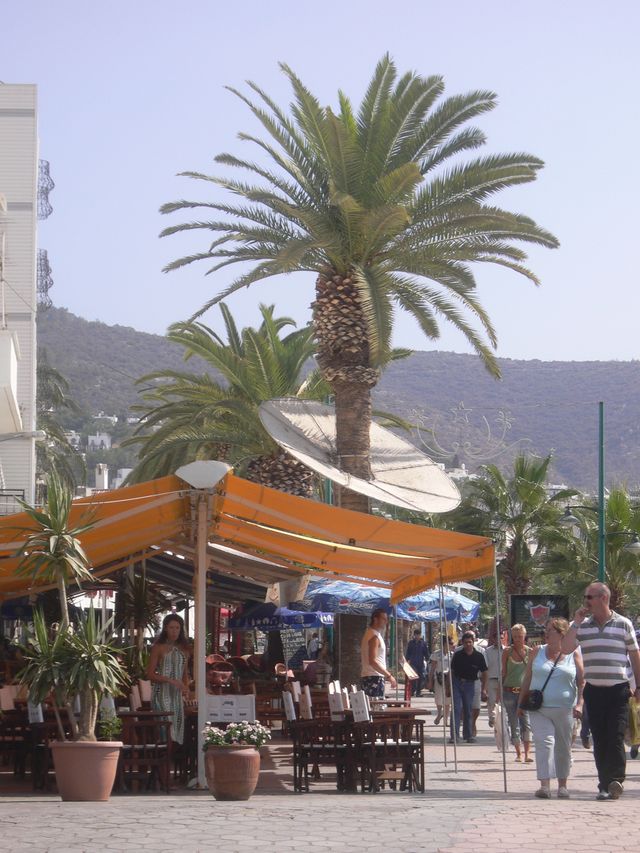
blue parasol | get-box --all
[300,580,479,623]
[228,602,334,631]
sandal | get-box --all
[525,757,534,763]
[434,713,442,725]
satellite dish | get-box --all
[259,399,460,514]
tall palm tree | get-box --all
[160,56,559,510]
[452,454,576,595]
[36,349,85,491]
[15,470,94,630]
[541,487,640,613]
[126,303,328,495]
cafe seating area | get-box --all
[283,680,425,794]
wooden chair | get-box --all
[354,717,424,793]
[0,708,30,777]
[119,717,173,793]
[290,719,349,792]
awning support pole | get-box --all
[196,491,211,789]
[439,572,457,773]
[493,552,508,793]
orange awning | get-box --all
[0,471,493,604]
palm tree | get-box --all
[451,454,576,595]
[36,349,85,491]
[126,303,328,495]
[160,56,558,510]
[541,487,640,613]
[16,470,94,630]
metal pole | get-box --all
[196,492,210,789]
[438,584,449,768]
[598,401,606,583]
[440,571,457,772]
[394,604,399,701]
[493,554,508,794]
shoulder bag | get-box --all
[519,653,562,712]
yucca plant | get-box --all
[19,608,129,742]
[18,609,72,741]
[15,470,94,630]
[62,609,129,741]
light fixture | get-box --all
[623,534,640,557]
[560,507,580,526]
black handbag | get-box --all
[519,653,562,712]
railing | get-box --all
[0,489,25,516]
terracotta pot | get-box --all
[204,745,261,800]
[51,741,122,802]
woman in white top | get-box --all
[519,617,584,800]
[360,609,397,698]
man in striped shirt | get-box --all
[563,582,640,800]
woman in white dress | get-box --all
[427,635,455,725]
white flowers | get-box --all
[202,720,272,750]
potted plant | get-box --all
[202,720,271,800]
[20,607,129,801]
[16,471,129,801]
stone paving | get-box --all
[2,695,640,852]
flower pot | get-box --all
[204,745,261,800]
[51,740,122,802]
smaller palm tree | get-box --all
[451,454,576,595]
[16,471,94,630]
[542,487,640,613]
[126,303,328,495]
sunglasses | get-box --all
[583,594,600,600]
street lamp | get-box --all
[558,401,640,581]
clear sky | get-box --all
[4,0,639,361]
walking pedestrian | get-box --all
[360,609,397,699]
[561,582,640,800]
[405,628,429,697]
[519,618,584,799]
[501,624,533,762]
[450,631,487,743]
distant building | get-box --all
[64,429,81,449]
[0,84,40,511]
[95,463,109,490]
[87,432,112,451]
[95,412,118,425]
[112,468,132,489]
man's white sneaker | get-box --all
[534,787,551,799]
[596,791,611,801]
[557,787,570,799]
[608,781,623,799]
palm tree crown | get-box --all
[161,56,559,510]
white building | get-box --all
[0,84,39,510]
[87,432,112,451]
[112,468,132,489]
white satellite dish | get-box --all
[259,399,460,514]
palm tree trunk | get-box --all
[313,270,378,515]
[333,379,371,514]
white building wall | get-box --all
[0,84,38,505]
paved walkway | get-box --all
[2,695,639,852]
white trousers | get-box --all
[528,706,574,781]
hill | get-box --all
[37,307,640,490]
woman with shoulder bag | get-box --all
[500,624,533,762]
[518,617,584,800]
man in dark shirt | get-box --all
[450,631,488,743]
[405,629,429,697]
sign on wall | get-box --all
[509,595,569,638]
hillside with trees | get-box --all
[38,306,640,491]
